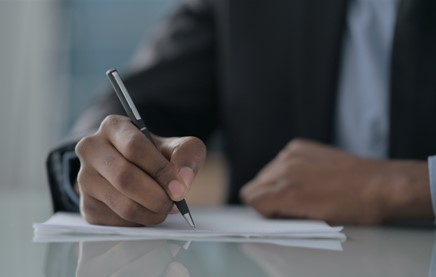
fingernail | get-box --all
[168,180,186,199]
[179,167,195,187]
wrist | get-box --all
[380,160,434,223]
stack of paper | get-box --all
[34,207,345,242]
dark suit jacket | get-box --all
[48,0,436,210]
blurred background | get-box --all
[0,0,179,194]
[0,0,228,275]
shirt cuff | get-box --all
[427,156,436,222]
[62,150,80,207]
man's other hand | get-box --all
[241,139,434,225]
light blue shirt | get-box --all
[335,0,398,158]
[335,0,436,218]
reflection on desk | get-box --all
[43,227,436,277]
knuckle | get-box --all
[113,168,137,192]
[186,136,206,151]
[183,136,207,158]
[192,138,207,162]
[282,139,311,162]
[286,157,305,171]
[75,135,96,158]
[76,169,91,191]
[101,114,123,130]
[169,136,207,173]
[286,138,306,151]
[76,169,86,187]
[123,132,146,161]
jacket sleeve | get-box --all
[46,0,218,212]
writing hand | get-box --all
[75,115,206,226]
[240,139,433,224]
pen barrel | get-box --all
[175,200,189,215]
[139,123,158,148]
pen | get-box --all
[106,68,195,229]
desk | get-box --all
[1,189,435,277]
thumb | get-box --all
[157,136,207,188]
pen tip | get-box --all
[183,213,196,229]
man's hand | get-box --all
[240,139,434,225]
[75,115,206,226]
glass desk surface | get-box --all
[2,190,435,277]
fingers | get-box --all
[80,194,136,226]
[78,167,167,226]
[241,183,308,219]
[241,138,337,204]
[240,139,319,219]
[241,156,307,201]
[240,185,277,217]
[99,115,189,201]
[241,179,292,218]
[240,138,370,222]
[78,136,173,214]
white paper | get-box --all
[33,207,346,241]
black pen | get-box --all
[106,68,195,229]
